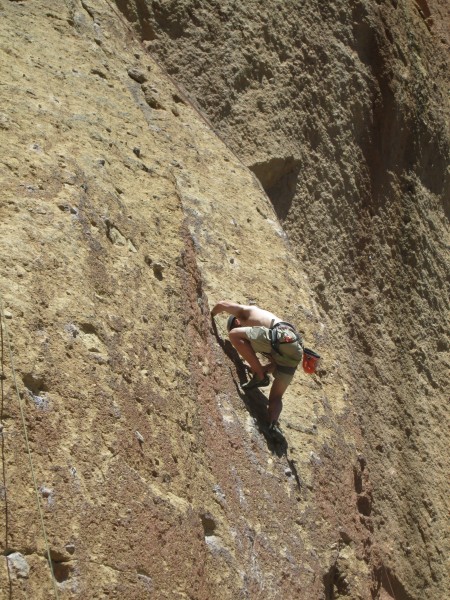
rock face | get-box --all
[0,1,448,600]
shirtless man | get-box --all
[211,301,303,425]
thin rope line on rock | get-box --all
[0,295,60,599]
[382,562,397,600]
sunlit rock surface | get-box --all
[0,1,448,599]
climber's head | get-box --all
[227,315,240,332]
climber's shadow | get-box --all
[237,379,303,491]
[239,386,288,456]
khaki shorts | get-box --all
[242,326,302,386]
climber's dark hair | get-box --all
[227,315,238,332]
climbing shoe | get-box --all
[241,374,270,391]
[268,420,281,434]
[268,421,284,441]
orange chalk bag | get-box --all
[302,347,321,374]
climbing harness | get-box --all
[269,320,302,354]
[0,296,60,599]
[266,320,303,374]
[269,320,321,374]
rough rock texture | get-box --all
[0,1,448,600]
[116,1,450,598]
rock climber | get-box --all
[211,300,303,428]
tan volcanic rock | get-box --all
[118,1,450,598]
[0,2,327,599]
[0,1,448,600]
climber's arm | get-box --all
[211,301,251,320]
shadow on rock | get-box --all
[242,388,303,492]
[238,386,287,454]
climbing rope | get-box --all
[382,562,397,600]
[0,295,60,599]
